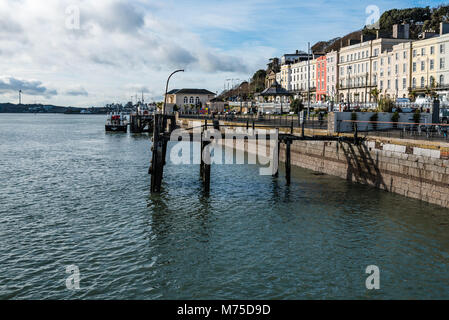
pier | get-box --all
[129,113,155,133]
[148,114,346,193]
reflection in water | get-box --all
[0,114,448,299]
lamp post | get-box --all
[347,66,352,110]
[163,69,184,115]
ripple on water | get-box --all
[0,114,449,299]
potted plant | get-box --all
[391,111,400,129]
[413,109,421,124]
[351,112,357,131]
[370,112,379,131]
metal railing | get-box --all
[179,113,328,130]
[339,119,449,142]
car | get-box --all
[396,98,411,103]
[415,96,432,105]
[392,107,414,113]
[440,108,449,123]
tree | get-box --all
[290,99,304,113]
[378,97,394,112]
[370,88,380,103]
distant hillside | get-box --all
[0,103,68,113]
[312,4,449,53]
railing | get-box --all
[179,113,328,130]
[339,119,449,142]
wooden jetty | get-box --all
[147,114,350,194]
[129,113,155,133]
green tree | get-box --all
[290,99,304,113]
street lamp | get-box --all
[347,66,352,110]
[163,69,184,115]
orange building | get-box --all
[316,56,327,101]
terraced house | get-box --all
[268,22,449,105]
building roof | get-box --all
[259,82,292,96]
[166,89,216,95]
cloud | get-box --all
[66,87,88,96]
[83,1,145,34]
[0,77,57,97]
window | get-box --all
[184,97,188,104]
[413,62,416,72]
[388,56,391,65]
[380,80,383,90]
[421,48,425,55]
[440,44,445,54]
[381,58,384,66]
[189,97,194,104]
[403,63,406,73]
[431,46,435,54]
[373,61,377,71]
[421,61,425,71]
[441,58,445,69]
[403,78,406,89]
[413,50,416,57]
[395,79,398,90]
[395,64,398,74]
[395,53,399,60]
[430,59,434,70]
[430,76,435,86]
[403,51,407,59]
[440,75,445,85]
[420,77,425,88]
[387,80,391,89]
[374,49,379,56]
[412,78,416,88]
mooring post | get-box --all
[200,129,204,179]
[203,141,211,193]
[290,121,294,134]
[286,140,291,185]
[273,138,280,178]
[246,119,249,130]
[150,114,164,193]
[252,120,255,131]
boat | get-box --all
[105,113,128,132]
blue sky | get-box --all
[0,0,447,107]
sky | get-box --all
[0,0,446,107]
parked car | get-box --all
[415,96,432,105]
[396,98,410,104]
[440,108,449,124]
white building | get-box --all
[165,89,216,112]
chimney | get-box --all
[440,22,449,35]
[392,23,410,39]
[376,30,380,39]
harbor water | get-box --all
[1,114,449,299]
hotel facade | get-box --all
[269,22,449,105]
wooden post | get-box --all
[150,114,164,193]
[203,141,211,193]
[200,131,204,179]
[273,139,280,178]
[286,140,291,185]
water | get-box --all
[1,113,449,300]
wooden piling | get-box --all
[203,141,211,193]
[273,140,280,178]
[286,140,291,185]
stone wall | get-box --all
[278,139,449,208]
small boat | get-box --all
[105,113,128,132]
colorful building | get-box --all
[316,56,327,101]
